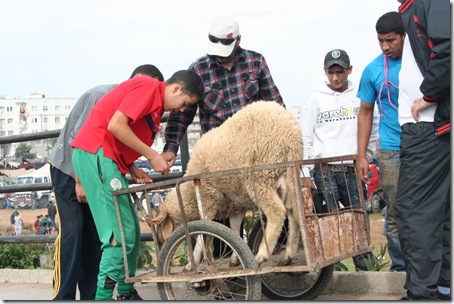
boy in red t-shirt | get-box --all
[71,70,203,300]
[34,215,41,233]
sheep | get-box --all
[152,101,304,266]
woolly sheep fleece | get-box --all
[159,101,303,227]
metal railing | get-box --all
[0,113,191,244]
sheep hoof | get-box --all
[254,253,269,265]
[229,260,240,267]
[183,266,192,272]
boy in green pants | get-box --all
[71,70,203,300]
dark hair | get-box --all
[130,64,164,81]
[376,12,405,36]
[166,70,204,101]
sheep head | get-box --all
[151,205,174,245]
[150,183,200,245]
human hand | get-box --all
[75,182,88,203]
[411,97,436,122]
[161,151,176,167]
[357,156,370,184]
[129,165,153,184]
[150,154,171,176]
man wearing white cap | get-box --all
[162,15,284,163]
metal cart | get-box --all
[112,154,373,300]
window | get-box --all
[55,117,60,123]
[17,177,34,184]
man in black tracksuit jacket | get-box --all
[396,0,451,300]
[399,0,450,133]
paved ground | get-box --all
[0,269,407,301]
[0,282,405,301]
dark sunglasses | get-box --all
[209,34,237,45]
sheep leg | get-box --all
[254,192,287,265]
[278,211,300,266]
[227,213,245,267]
[281,172,300,265]
[184,235,203,271]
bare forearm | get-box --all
[108,110,170,174]
[357,103,374,158]
[108,111,159,161]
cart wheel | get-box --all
[370,192,381,213]
[157,220,262,300]
[247,218,334,300]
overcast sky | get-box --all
[0,0,402,108]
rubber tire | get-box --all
[37,196,49,208]
[156,220,262,300]
[370,193,381,214]
[247,218,334,300]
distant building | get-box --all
[0,94,303,159]
[0,93,77,158]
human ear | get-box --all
[172,83,183,94]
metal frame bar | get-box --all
[115,154,373,284]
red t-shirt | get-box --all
[72,76,165,175]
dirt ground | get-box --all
[1,207,45,235]
[0,206,152,236]
[0,207,389,270]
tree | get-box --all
[14,143,36,160]
[46,138,57,153]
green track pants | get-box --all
[73,147,140,300]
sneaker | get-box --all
[116,289,143,300]
[436,291,451,301]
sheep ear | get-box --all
[161,219,173,241]
[156,226,165,244]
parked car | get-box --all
[134,160,153,173]
[366,163,385,213]
[10,173,52,209]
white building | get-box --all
[0,94,303,160]
[0,93,77,158]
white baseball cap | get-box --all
[207,16,239,57]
